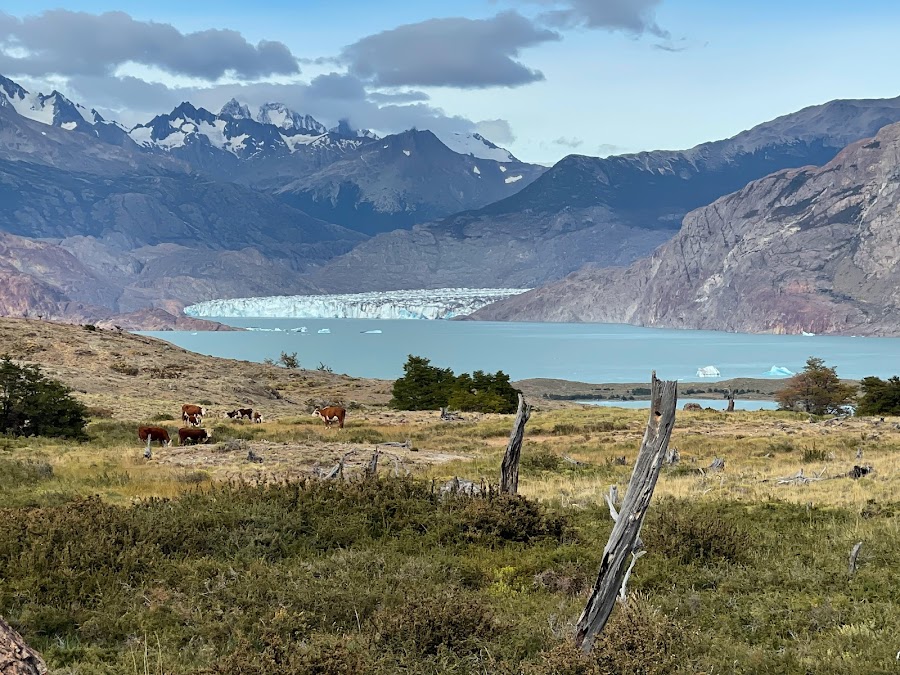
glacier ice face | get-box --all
[184,288,530,320]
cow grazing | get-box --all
[185,413,202,427]
[179,427,212,445]
[314,405,346,429]
[253,412,263,423]
[226,408,253,420]
[683,403,703,411]
[138,426,171,447]
[182,404,207,424]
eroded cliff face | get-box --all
[473,123,900,336]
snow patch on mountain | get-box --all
[257,102,327,134]
[436,131,516,162]
[184,288,531,320]
[504,175,523,184]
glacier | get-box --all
[184,288,530,320]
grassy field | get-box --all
[1,318,899,673]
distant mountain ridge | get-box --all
[307,93,900,292]
[471,120,900,336]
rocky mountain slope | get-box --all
[308,95,900,292]
[472,121,900,336]
[274,130,545,234]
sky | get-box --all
[2,1,900,164]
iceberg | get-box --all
[317,328,331,334]
[696,365,721,378]
[184,288,531,320]
[766,366,794,377]
[362,329,383,334]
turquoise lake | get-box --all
[142,318,900,384]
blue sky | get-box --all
[2,1,900,164]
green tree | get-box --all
[775,357,857,415]
[856,376,900,416]
[390,356,455,410]
[448,370,520,413]
[0,356,88,439]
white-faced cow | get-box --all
[227,408,253,420]
[182,404,207,424]
[179,427,212,445]
[185,413,202,427]
[314,405,346,429]
[138,426,171,447]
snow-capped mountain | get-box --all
[257,102,327,135]
[435,132,517,162]
[219,98,252,120]
[184,288,531,320]
[0,74,131,144]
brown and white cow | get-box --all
[185,413,202,427]
[182,404,207,424]
[138,426,171,447]
[179,427,213,445]
[226,408,254,420]
[253,412,263,423]
[313,405,346,429]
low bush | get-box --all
[644,499,751,564]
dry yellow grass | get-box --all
[3,317,896,513]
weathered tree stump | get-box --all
[574,372,677,653]
[500,393,531,494]
[848,541,863,576]
[0,616,48,675]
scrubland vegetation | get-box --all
[2,403,900,674]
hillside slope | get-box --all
[473,121,900,336]
[309,95,900,292]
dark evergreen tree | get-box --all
[390,356,455,410]
[856,376,900,416]
[0,356,87,439]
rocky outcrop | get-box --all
[309,95,900,292]
[472,121,900,336]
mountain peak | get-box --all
[220,98,251,120]
[256,102,326,135]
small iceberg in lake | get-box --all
[801,331,815,336]
[696,365,721,378]
[766,365,794,377]
[317,328,331,334]
[290,327,307,333]
[362,329,383,334]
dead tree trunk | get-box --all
[726,391,735,413]
[574,373,677,653]
[0,616,48,675]
[500,393,531,494]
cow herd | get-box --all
[137,402,348,450]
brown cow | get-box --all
[182,404,207,423]
[683,403,703,411]
[185,413,202,427]
[314,405,346,429]
[138,426,171,447]
[179,427,213,445]
[253,412,263,423]
[227,408,253,420]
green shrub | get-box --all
[644,499,751,564]
[0,356,88,439]
[372,594,496,656]
[0,458,54,489]
[801,445,828,463]
[109,361,139,376]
